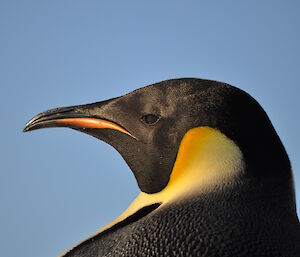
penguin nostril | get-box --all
[141,114,160,125]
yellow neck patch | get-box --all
[96,126,244,234]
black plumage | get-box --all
[65,182,299,257]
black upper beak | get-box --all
[23,106,85,132]
[23,105,135,139]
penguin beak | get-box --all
[23,105,135,138]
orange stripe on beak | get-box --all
[55,118,134,138]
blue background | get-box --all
[1,1,299,256]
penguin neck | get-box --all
[97,127,245,233]
[165,127,244,196]
[130,127,244,206]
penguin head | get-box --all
[23,78,290,196]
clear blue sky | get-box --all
[1,1,299,257]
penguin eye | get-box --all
[140,114,160,125]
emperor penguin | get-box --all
[23,78,300,256]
